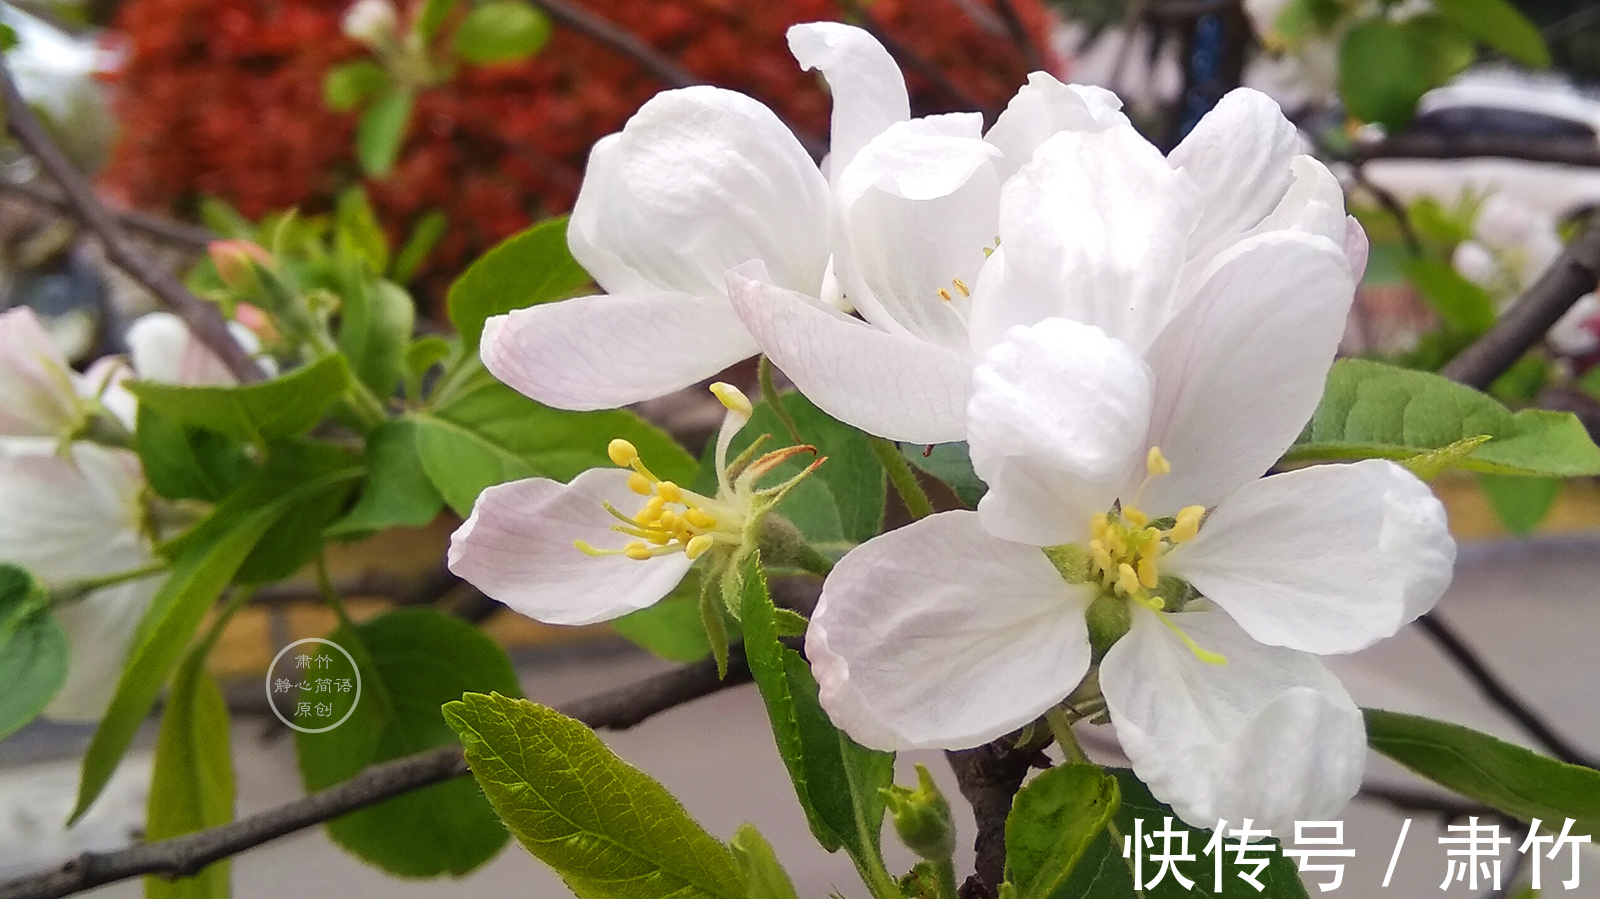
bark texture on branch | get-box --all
[945,742,1039,894]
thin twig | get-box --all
[0,58,265,384]
[1356,784,1501,821]
[0,180,215,252]
[945,740,1043,893]
[991,0,1047,72]
[0,647,752,899]
[1351,163,1422,256]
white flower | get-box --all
[341,0,398,46]
[0,307,93,439]
[730,87,1367,444]
[1452,193,1564,298]
[0,441,162,720]
[126,311,261,388]
[1549,293,1600,357]
[806,213,1452,831]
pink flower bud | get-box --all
[207,239,272,291]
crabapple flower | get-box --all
[341,0,399,47]
[126,311,262,387]
[808,315,1454,831]
[448,384,818,625]
[0,306,97,439]
[1451,192,1564,300]
[731,87,1366,444]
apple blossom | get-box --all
[0,306,96,439]
[340,0,398,47]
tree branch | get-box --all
[1356,784,1501,822]
[991,0,1048,72]
[0,646,752,899]
[0,58,266,384]
[1350,133,1600,168]
[945,740,1044,895]
[0,180,215,252]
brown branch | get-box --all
[0,646,752,899]
[0,59,265,384]
[945,740,1043,894]
[1351,133,1600,168]
[1356,785,1502,822]
[0,180,215,252]
[1351,163,1422,256]
[991,0,1047,72]
[1440,210,1600,389]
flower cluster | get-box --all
[447,22,1458,835]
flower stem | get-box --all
[1045,706,1090,765]
[51,561,169,604]
[758,355,804,444]
[870,437,934,520]
[928,858,961,899]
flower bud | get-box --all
[881,764,956,863]
[207,240,272,292]
[341,0,399,46]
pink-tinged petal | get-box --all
[46,576,162,721]
[971,124,1197,355]
[0,307,84,438]
[985,73,1127,183]
[1140,231,1354,512]
[1168,88,1302,260]
[481,291,759,411]
[787,22,909,180]
[1345,215,1370,280]
[969,318,1151,545]
[448,468,694,626]
[1166,460,1455,655]
[808,511,1092,750]
[1101,609,1367,836]
[727,263,970,444]
[127,311,262,386]
[0,442,154,583]
[569,87,831,299]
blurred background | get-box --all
[2,0,1600,894]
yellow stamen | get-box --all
[952,278,971,297]
[574,539,604,556]
[1155,612,1228,665]
[938,288,953,302]
[1090,512,1108,541]
[608,439,638,467]
[1089,539,1114,575]
[1170,505,1205,544]
[1146,446,1171,476]
[655,481,682,503]
[709,382,752,417]
[640,495,666,522]
[685,534,714,560]
[685,508,717,529]
[1123,507,1149,528]
[1137,558,1159,590]
[1116,563,1141,596]
[628,472,653,495]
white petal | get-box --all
[127,312,259,386]
[808,511,1092,750]
[727,263,970,444]
[0,307,84,438]
[970,124,1197,355]
[45,576,162,721]
[447,468,694,626]
[1249,156,1348,246]
[969,318,1151,545]
[787,22,909,181]
[1344,215,1370,280]
[984,73,1127,183]
[0,442,154,584]
[80,356,136,430]
[1101,609,1367,835]
[569,87,831,299]
[1168,88,1302,260]
[481,291,759,410]
[1166,460,1455,655]
[1139,231,1354,513]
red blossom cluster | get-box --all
[101,0,1056,296]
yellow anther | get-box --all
[982,246,994,258]
[1146,446,1171,476]
[710,382,753,417]
[1116,563,1141,596]
[610,439,641,467]
[657,510,680,529]
[1124,507,1149,528]
[655,481,682,503]
[1137,558,1159,590]
[639,495,666,522]
[685,534,714,560]
[1171,505,1205,543]
[627,472,653,495]
[686,508,717,529]
[646,530,672,545]
[1089,539,1114,574]
[952,278,971,298]
[624,542,654,561]
[1090,512,1108,540]
[938,288,953,302]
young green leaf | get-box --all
[335,187,391,275]
[357,89,414,178]
[145,648,234,899]
[1430,0,1550,66]
[127,355,354,444]
[1004,764,1120,899]
[731,824,803,899]
[338,274,415,398]
[443,692,747,899]
[391,210,448,283]
[902,442,986,509]
[295,608,517,876]
[0,565,67,741]
[446,216,589,352]
[454,1,551,64]
[134,406,254,502]
[1405,258,1496,336]
[1479,473,1559,536]
[327,420,445,536]
[1366,709,1600,835]
[1338,19,1436,130]
[324,60,390,112]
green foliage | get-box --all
[1366,709,1600,835]
[328,420,445,536]
[1479,473,1559,536]
[392,211,449,284]
[730,824,802,899]
[135,406,254,503]
[295,608,517,876]
[611,570,711,663]
[1431,0,1550,66]
[447,216,590,352]
[145,646,234,899]
[0,565,66,741]
[338,275,415,399]
[1286,359,1600,477]
[127,355,354,445]
[902,442,985,508]
[1405,258,1496,336]
[443,692,747,899]
[1004,764,1120,899]
[454,1,552,64]
[335,187,390,275]
[357,89,414,177]
[324,61,390,112]
[1339,19,1439,131]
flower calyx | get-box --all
[881,764,957,864]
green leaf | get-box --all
[145,648,234,899]
[1431,0,1550,66]
[446,216,589,352]
[612,570,710,662]
[1339,19,1436,130]
[740,554,895,876]
[1398,16,1476,86]
[1479,473,1559,536]
[414,372,693,516]
[1286,359,1600,477]
[453,1,551,64]
[357,89,414,178]
[324,60,390,112]
[0,565,67,740]
[335,187,390,274]
[0,23,18,51]
[295,608,517,876]
[338,275,415,398]
[391,210,448,283]
[134,406,255,502]
[902,442,985,508]
[1004,765,1120,899]
[1405,257,1495,335]
[328,420,444,536]
[1058,770,1310,898]
[417,0,456,37]
[731,824,802,899]
[128,355,353,444]
[443,692,746,899]
[1366,709,1600,835]
[72,457,359,823]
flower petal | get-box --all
[984,73,1127,183]
[481,290,759,410]
[787,22,909,180]
[447,468,694,626]
[46,577,162,721]
[127,311,260,386]
[1167,88,1302,260]
[1101,608,1367,835]
[727,263,971,444]
[570,87,831,298]
[1166,460,1455,654]
[969,318,1151,545]
[808,511,1092,750]
[970,123,1197,355]
[0,307,84,438]
[1139,231,1354,512]
[0,442,154,584]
